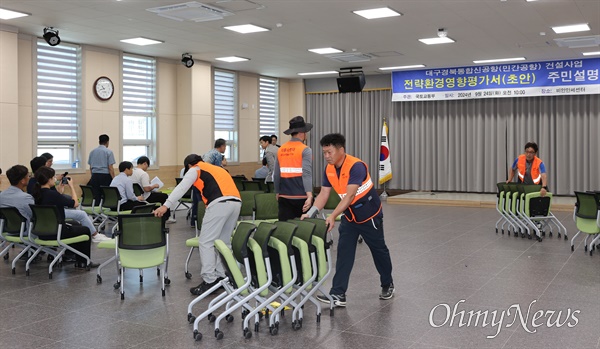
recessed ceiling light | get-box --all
[297,71,339,76]
[582,51,600,56]
[552,23,590,34]
[379,64,425,71]
[216,56,249,63]
[0,8,30,20]
[120,37,163,46]
[526,0,538,2]
[353,7,401,19]
[473,57,526,64]
[308,47,343,55]
[223,24,269,34]
[418,37,455,45]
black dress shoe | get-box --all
[62,256,77,263]
[189,277,224,296]
[75,262,100,269]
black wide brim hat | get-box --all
[283,116,313,135]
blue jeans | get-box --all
[330,214,393,295]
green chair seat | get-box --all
[311,236,327,281]
[247,237,269,297]
[292,236,313,290]
[185,236,199,248]
[82,207,110,215]
[34,235,89,246]
[215,239,249,296]
[98,238,116,249]
[105,210,132,216]
[1,232,23,244]
[119,247,166,269]
[267,237,293,294]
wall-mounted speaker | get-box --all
[337,73,365,93]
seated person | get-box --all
[31,166,106,268]
[130,156,168,205]
[254,158,268,179]
[110,161,146,211]
[0,165,34,227]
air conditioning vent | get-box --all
[147,1,233,22]
[325,52,373,63]
[554,35,600,48]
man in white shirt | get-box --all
[130,156,174,223]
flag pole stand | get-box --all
[380,182,389,201]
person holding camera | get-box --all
[32,166,110,246]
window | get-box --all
[36,40,81,169]
[122,54,156,164]
[259,77,279,157]
[213,69,238,162]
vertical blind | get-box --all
[122,54,156,136]
[259,77,279,136]
[36,40,80,142]
[214,70,236,131]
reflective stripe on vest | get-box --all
[192,163,240,206]
[517,154,542,184]
[280,167,303,174]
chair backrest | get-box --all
[266,181,275,193]
[574,191,599,219]
[239,191,262,217]
[496,182,506,198]
[195,204,206,230]
[298,218,330,247]
[0,207,27,235]
[231,222,257,263]
[242,180,262,191]
[131,204,157,214]
[175,178,192,199]
[117,213,166,250]
[29,205,62,238]
[80,185,95,206]
[523,184,542,194]
[253,222,277,257]
[254,193,278,220]
[272,221,297,255]
[231,175,246,192]
[324,189,341,210]
[100,186,121,210]
[132,183,144,197]
[289,219,316,253]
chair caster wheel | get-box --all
[549,232,553,237]
[3,253,8,260]
[185,272,192,279]
[13,268,17,275]
[571,245,574,252]
[590,250,593,257]
[187,313,196,323]
[292,320,301,330]
[225,314,234,323]
[317,314,321,323]
[139,275,143,283]
[564,235,568,240]
[161,289,165,296]
[215,329,224,340]
[121,293,124,300]
[47,255,54,262]
[164,278,171,285]
[97,275,102,284]
[49,272,52,279]
[269,326,278,336]
[243,328,252,339]
[113,282,120,289]
[208,314,216,323]
[193,330,202,341]
[585,245,588,252]
[156,268,160,276]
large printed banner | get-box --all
[392,58,600,102]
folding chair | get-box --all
[242,180,263,191]
[495,182,517,235]
[519,186,567,242]
[28,205,91,278]
[302,218,335,316]
[188,222,256,341]
[184,204,206,279]
[0,207,41,274]
[133,183,144,197]
[253,192,278,223]
[238,191,262,220]
[79,185,107,225]
[571,191,600,255]
[172,178,193,221]
[97,186,133,232]
[115,213,169,299]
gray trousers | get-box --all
[198,199,241,283]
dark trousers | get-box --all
[146,192,168,205]
[330,214,393,295]
[88,173,113,204]
[120,200,147,211]
[278,197,306,221]
[191,187,201,225]
[38,224,91,264]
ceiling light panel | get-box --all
[120,37,164,46]
[582,51,600,56]
[0,8,30,20]
[224,24,269,34]
[552,23,590,34]
[473,57,526,64]
[418,37,455,45]
[309,47,343,54]
[216,56,249,62]
[353,7,401,19]
[297,71,338,76]
[379,65,425,71]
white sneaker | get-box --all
[166,217,177,224]
[92,233,111,242]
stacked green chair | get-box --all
[241,221,298,336]
[184,204,206,279]
[239,191,262,220]
[0,207,42,274]
[253,192,278,223]
[519,185,567,241]
[28,205,91,278]
[172,178,193,221]
[571,191,600,255]
[188,222,256,341]
[495,182,517,235]
[80,185,108,225]
[505,183,529,238]
[115,213,169,299]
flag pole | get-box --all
[379,117,389,201]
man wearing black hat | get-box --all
[273,116,313,221]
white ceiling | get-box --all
[1,0,598,79]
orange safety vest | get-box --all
[278,141,308,197]
[517,154,542,184]
[191,163,240,205]
[326,155,381,224]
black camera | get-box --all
[60,172,70,185]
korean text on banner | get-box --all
[379,121,392,185]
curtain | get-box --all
[306,91,599,195]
